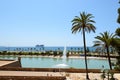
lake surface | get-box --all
[0,55,114,69]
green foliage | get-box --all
[53,51,57,57]
[86,47,90,53]
[66,52,69,57]
[59,51,63,57]
[71,12,96,34]
[0,50,64,57]
[114,56,120,71]
[117,8,120,24]
[45,51,51,56]
[94,31,116,70]
[94,31,115,47]
[41,52,45,56]
[115,27,120,37]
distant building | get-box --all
[35,45,44,52]
[35,45,44,48]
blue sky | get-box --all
[0,0,119,47]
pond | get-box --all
[0,55,115,69]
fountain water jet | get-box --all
[54,46,68,68]
[62,46,67,59]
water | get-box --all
[62,46,67,59]
[0,55,113,69]
[0,46,97,52]
[54,46,68,68]
[21,57,112,69]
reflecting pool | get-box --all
[0,55,115,69]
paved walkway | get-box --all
[0,71,120,80]
[0,71,62,76]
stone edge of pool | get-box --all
[0,59,21,67]
[0,76,66,80]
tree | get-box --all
[117,1,120,24]
[113,28,120,71]
[117,7,120,24]
[71,12,96,80]
[112,0,120,71]
[86,47,90,53]
[117,0,120,24]
[115,27,120,37]
[93,31,115,70]
[94,42,106,55]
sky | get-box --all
[0,0,119,47]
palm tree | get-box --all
[93,41,106,56]
[115,27,120,37]
[113,28,120,71]
[117,7,120,24]
[71,12,96,80]
[93,31,115,70]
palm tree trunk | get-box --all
[83,28,90,80]
[106,46,112,70]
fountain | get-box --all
[54,46,68,68]
[62,46,67,59]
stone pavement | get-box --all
[0,71,120,80]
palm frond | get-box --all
[71,12,96,34]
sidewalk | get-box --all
[0,71,62,76]
[0,71,120,80]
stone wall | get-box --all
[0,76,66,80]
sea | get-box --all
[0,46,97,52]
